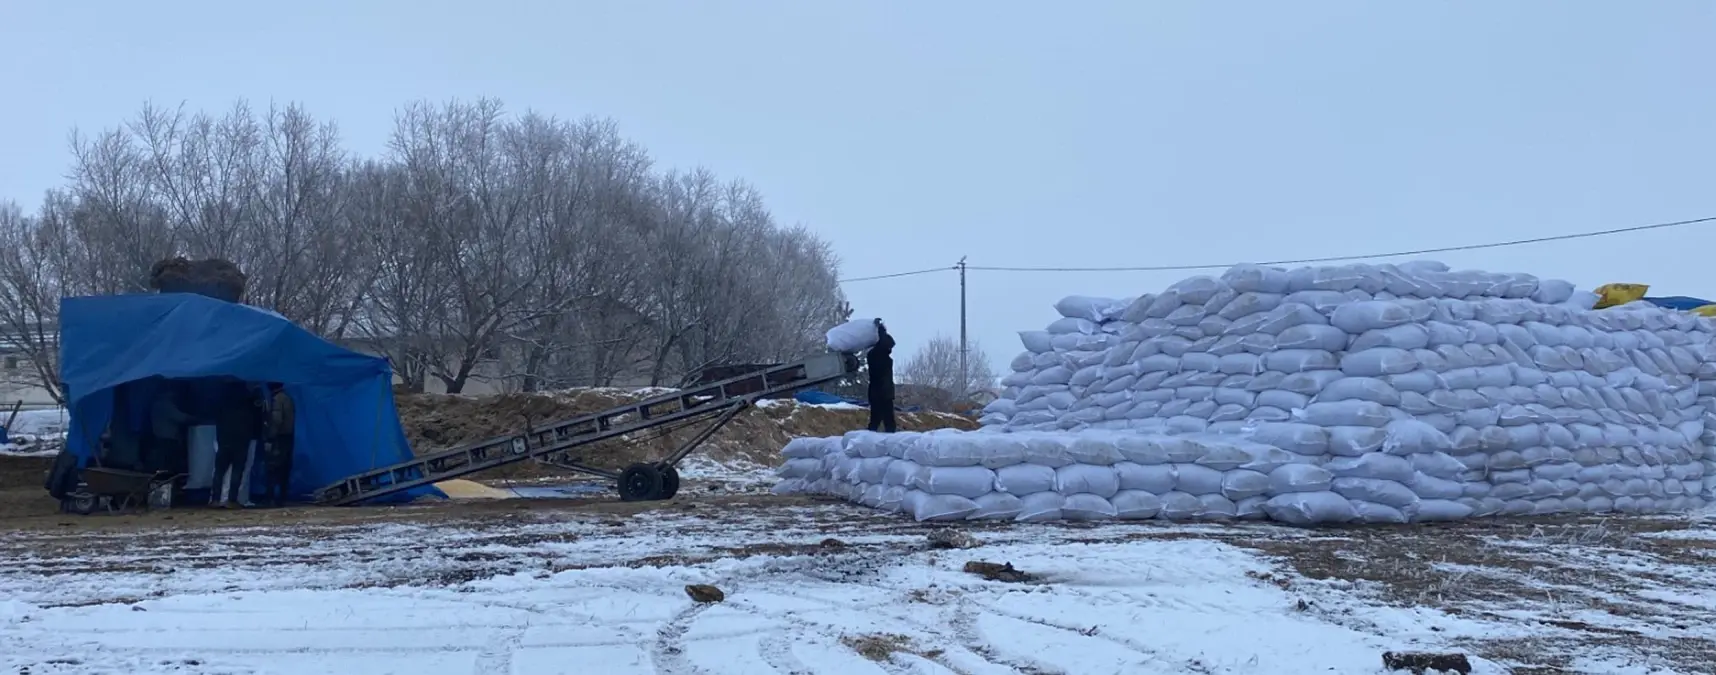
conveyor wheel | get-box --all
[618,463,665,502]
[658,464,681,500]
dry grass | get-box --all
[1213,516,1716,673]
[842,633,942,662]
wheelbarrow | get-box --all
[61,467,180,515]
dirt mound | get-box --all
[394,390,977,483]
[150,257,246,302]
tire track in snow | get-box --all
[755,630,816,675]
[730,587,1016,675]
[651,601,717,675]
[471,625,525,675]
[945,601,1063,675]
[724,574,995,675]
[968,600,1170,672]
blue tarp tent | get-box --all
[59,293,437,504]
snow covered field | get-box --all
[4,497,1715,674]
[0,407,68,457]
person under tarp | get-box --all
[57,293,439,507]
[263,383,296,507]
[147,379,196,474]
[212,379,266,508]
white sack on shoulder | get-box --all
[826,319,881,352]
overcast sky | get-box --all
[3,0,1712,376]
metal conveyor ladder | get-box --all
[314,352,860,506]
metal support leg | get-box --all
[665,401,751,466]
[536,456,621,481]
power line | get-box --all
[964,215,1716,273]
[834,215,1715,283]
[837,266,955,283]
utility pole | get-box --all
[957,256,968,400]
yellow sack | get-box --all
[1691,305,1716,318]
[1593,283,1650,309]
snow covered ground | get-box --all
[756,397,865,412]
[3,498,1714,674]
[0,407,68,457]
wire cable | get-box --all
[962,215,1716,273]
[837,266,956,283]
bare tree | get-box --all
[246,104,366,335]
[1,96,852,401]
[0,202,70,404]
[899,334,998,406]
[383,99,564,394]
[349,161,442,392]
[65,128,176,293]
[130,101,264,261]
[728,223,845,363]
[502,117,657,390]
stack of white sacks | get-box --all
[776,261,1716,524]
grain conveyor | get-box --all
[314,352,861,506]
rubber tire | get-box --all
[658,464,681,500]
[65,493,97,515]
[618,463,665,502]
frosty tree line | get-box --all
[0,98,995,406]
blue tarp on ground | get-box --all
[793,390,922,411]
[795,390,860,406]
[59,293,436,504]
[1645,296,1716,312]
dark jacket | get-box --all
[150,395,195,441]
[214,384,265,442]
[270,390,296,439]
[867,328,896,398]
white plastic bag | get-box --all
[1056,295,1121,322]
[914,466,998,499]
[995,464,1056,494]
[1115,462,1177,493]
[1221,470,1271,501]
[1263,491,1358,525]
[1331,477,1420,509]
[1062,494,1119,521]
[1268,463,1333,494]
[1015,492,1066,522]
[968,492,1024,520]
[1159,491,1203,520]
[906,491,981,521]
[1111,490,1164,519]
[779,457,825,479]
